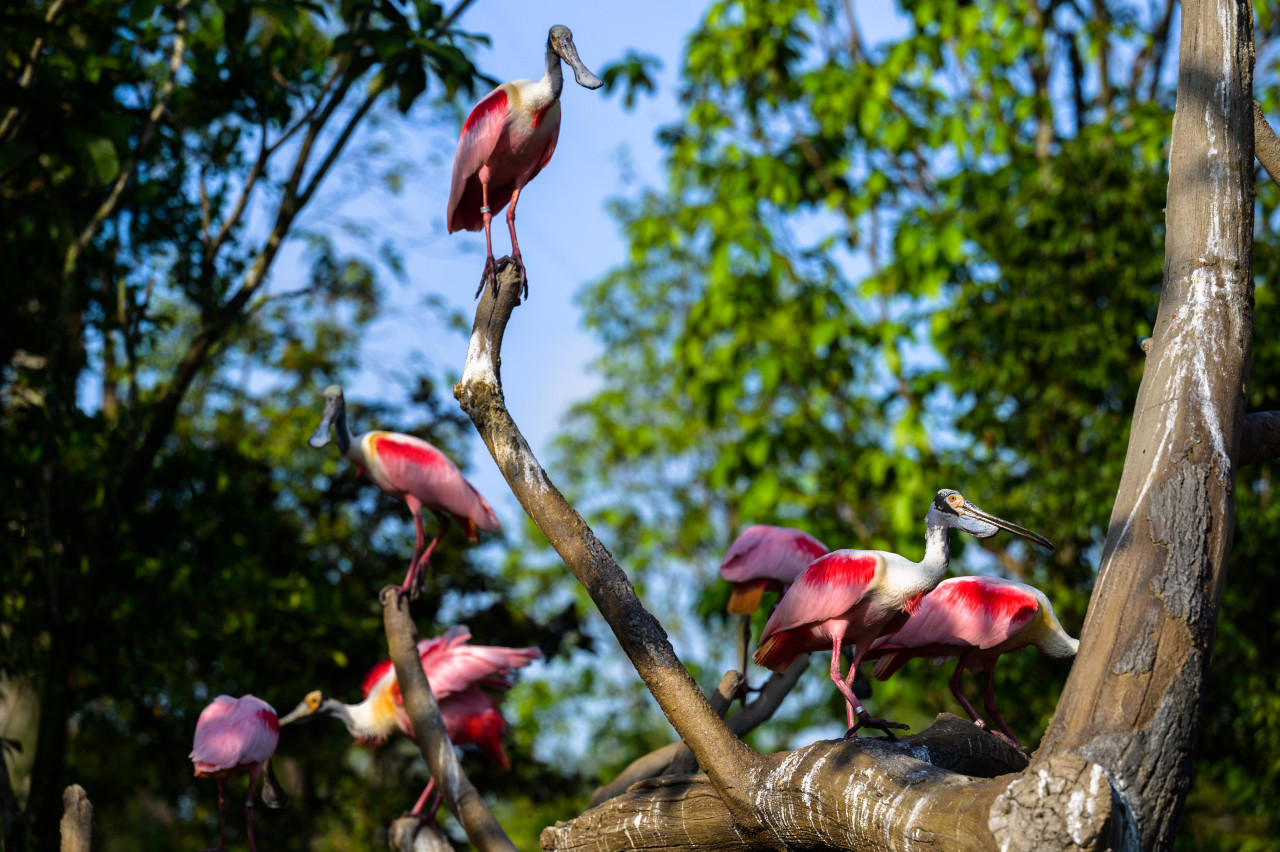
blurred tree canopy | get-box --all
[561,1,1280,849]
[0,0,592,849]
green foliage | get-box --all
[568,1,1280,847]
[0,0,578,849]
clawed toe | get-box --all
[846,714,911,740]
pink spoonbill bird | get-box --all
[754,490,1052,737]
[719,525,828,676]
[864,575,1078,748]
[190,694,280,852]
[309,386,499,597]
[720,525,829,615]
[446,24,603,297]
[279,626,540,819]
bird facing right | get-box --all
[754,489,1053,737]
[865,575,1078,748]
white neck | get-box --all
[338,695,396,740]
[543,38,563,100]
[918,512,951,578]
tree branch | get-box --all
[63,0,189,281]
[382,591,516,852]
[0,0,67,141]
[1254,101,1280,188]
[454,263,764,828]
[58,785,91,852]
[1239,410,1280,465]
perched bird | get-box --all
[865,576,1078,748]
[279,626,540,818]
[446,24,603,297]
[719,524,829,678]
[754,489,1052,737]
[190,695,280,852]
[309,386,499,596]
[719,525,829,615]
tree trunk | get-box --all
[1036,1,1255,849]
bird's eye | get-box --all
[948,494,964,509]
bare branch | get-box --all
[1254,101,1280,188]
[381,591,516,852]
[454,263,764,828]
[63,0,189,281]
[0,0,67,141]
[297,90,379,208]
[59,784,91,852]
[666,671,742,776]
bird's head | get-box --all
[929,489,1054,549]
[548,25,603,90]
[279,690,334,726]
[309,386,346,449]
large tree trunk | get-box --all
[1036,1,1255,848]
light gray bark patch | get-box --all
[1146,464,1212,627]
[1079,649,1206,852]
[988,754,1113,852]
[1112,608,1158,676]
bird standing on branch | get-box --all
[754,490,1052,737]
[190,694,280,852]
[279,626,540,819]
[865,575,1078,748]
[309,386,499,597]
[447,24,603,298]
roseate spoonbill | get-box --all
[719,524,828,677]
[309,386,499,596]
[864,576,1078,748]
[190,694,280,852]
[446,24,603,297]
[754,489,1052,737]
[279,626,539,818]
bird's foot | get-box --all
[475,256,500,299]
[508,252,528,299]
[846,713,910,741]
[378,584,411,607]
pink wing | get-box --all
[447,86,511,233]
[425,643,541,697]
[190,695,279,774]
[439,686,509,768]
[759,550,881,640]
[370,434,499,532]
[872,577,1040,653]
[719,525,829,584]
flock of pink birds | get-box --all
[186,23,1080,850]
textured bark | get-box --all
[58,785,91,852]
[382,592,516,852]
[1036,2,1255,851]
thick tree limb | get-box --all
[454,263,764,829]
[382,592,516,852]
[545,718,1079,852]
[1239,410,1280,465]
[58,785,90,852]
[1037,2,1256,849]
[1254,101,1280,188]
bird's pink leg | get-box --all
[828,635,861,730]
[475,167,498,298]
[216,779,228,852]
[410,777,437,816]
[505,186,528,298]
[837,641,910,740]
[982,667,1024,749]
[398,513,450,599]
[948,654,988,728]
[244,764,264,852]
[396,496,428,599]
